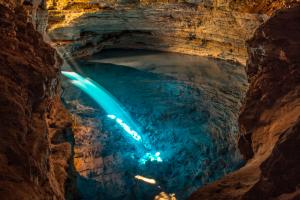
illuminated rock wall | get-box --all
[46,0,269,64]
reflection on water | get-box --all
[62,49,248,200]
[135,175,156,185]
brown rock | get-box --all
[189,5,300,200]
[0,4,73,200]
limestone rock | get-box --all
[189,5,300,200]
[46,1,268,65]
[0,4,73,199]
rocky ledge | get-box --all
[189,5,300,200]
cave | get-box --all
[0,1,300,200]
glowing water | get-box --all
[61,49,247,200]
[62,71,140,134]
[107,114,141,141]
[62,71,162,163]
[139,152,163,164]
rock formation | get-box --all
[46,0,269,64]
[0,2,74,199]
[189,5,300,200]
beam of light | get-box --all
[134,175,156,185]
[107,114,141,141]
[107,114,116,119]
[61,71,141,137]
[139,152,163,164]
[62,71,163,164]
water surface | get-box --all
[62,49,248,200]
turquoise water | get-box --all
[62,49,247,200]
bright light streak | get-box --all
[134,175,156,184]
[139,152,163,164]
[107,114,116,119]
[62,71,163,163]
[107,114,142,141]
[63,71,142,142]
[62,71,139,131]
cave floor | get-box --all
[61,49,248,200]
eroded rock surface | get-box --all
[239,5,300,199]
[0,3,73,200]
[46,0,269,64]
[189,5,300,200]
[46,0,300,65]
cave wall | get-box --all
[239,5,300,199]
[45,0,269,65]
[0,2,74,199]
[189,5,300,200]
[45,0,299,65]
[0,0,49,35]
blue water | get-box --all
[61,49,247,200]
[62,71,163,164]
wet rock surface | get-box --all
[62,49,248,199]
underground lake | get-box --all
[61,49,248,200]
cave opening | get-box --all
[61,49,248,200]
